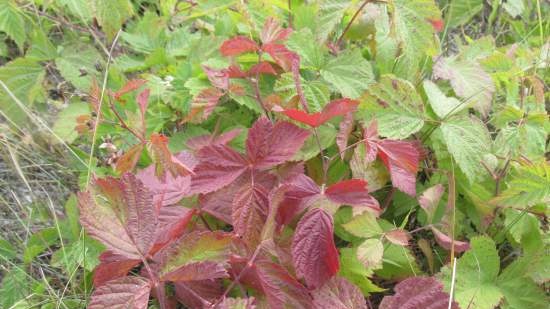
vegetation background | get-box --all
[0,0,548,308]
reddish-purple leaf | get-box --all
[260,17,292,44]
[337,112,354,159]
[216,297,256,309]
[246,117,310,169]
[202,65,230,90]
[362,122,379,162]
[88,276,151,309]
[431,227,470,253]
[191,144,248,194]
[113,79,147,99]
[187,128,242,152]
[159,231,233,282]
[249,61,278,76]
[78,174,156,259]
[376,140,420,196]
[276,174,321,226]
[254,259,313,309]
[291,208,339,289]
[192,87,225,120]
[279,99,359,127]
[379,276,459,309]
[149,134,194,178]
[232,181,270,248]
[93,251,141,287]
[199,181,241,224]
[325,179,380,211]
[220,36,259,56]
[136,165,191,207]
[150,206,196,255]
[312,276,367,309]
[385,229,411,246]
[262,43,298,71]
[175,279,224,309]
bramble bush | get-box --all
[0,1,548,309]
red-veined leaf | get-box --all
[136,164,192,207]
[78,174,156,259]
[246,117,310,169]
[362,121,379,162]
[291,208,339,289]
[149,134,194,179]
[220,36,259,56]
[379,276,459,309]
[262,43,298,71]
[312,276,367,309]
[232,180,270,248]
[88,276,151,309]
[93,251,141,287]
[191,144,248,194]
[279,99,359,127]
[254,259,313,309]
[376,140,420,196]
[260,17,292,44]
[113,79,147,100]
[192,87,225,120]
[116,143,144,174]
[150,206,196,255]
[276,174,320,226]
[202,65,230,90]
[337,112,354,159]
[175,279,224,309]
[325,179,380,211]
[431,227,470,253]
[186,128,242,152]
[159,231,233,282]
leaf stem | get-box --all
[109,99,146,142]
[336,0,371,47]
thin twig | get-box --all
[336,0,371,47]
[109,99,146,142]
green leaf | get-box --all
[361,75,425,139]
[55,43,104,90]
[23,228,59,264]
[0,0,26,50]
[52,102,89,143]
[433,57,495,116]
[357,238,384,269]
[27,29,57,61]
[286,29,326,69]
[350,143,390,192]
[492,161,550,208]
[338,247,384,296]
[444,0,483,28]
[0,57,45,125]
[439,115,491,183]
[502,0,524,18]
[440,236,503,309]
[90,0,135,41]
[51,239,102,273]
[294,124,337,161]
[423,80,464,119]
[0,237,16,260]
[56,0,92,21]
[274,73,330,112]
[0,266,28,308]
[321,49,374,99]
[497,259,548,309]
[375,243,420,280]
[316,0,351,42]
[342,212,383,239]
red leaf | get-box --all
[88,276,151,309]
[149,134,194,179]
[428,19,444,32]
[385,229,410,246]
[325,179,380,211]
[136,165,191,207]
[216,297,256,309]
[249,61,278,76]
[187,128,242,152]
[150,206,196,255]
[220,36,259,56]
[232,180,270,248]
[159,231,233,282]
[137,89,150,118]
[191,145,248,194]
[113,79,147,99]
[254,259,313,309]
[202,65,230,90]
[312,276,367,309]
[379,276,460,309]
[93,252,141,287]
[192,87,225,120]
[362,121,379,162]
[116,143,144,174]
[246,117,310,169]
[291,208,339,289]
[376,140,420,196]
[78,174,157,259]
[418,184,444,222]
[280,99,359,127]
[337,112,354,159]
[199,181,241,224]
[260,17,292,44]
[431,227,470,253]
[226,65,248,78]
[276,174,321,226]
[175,279,224,309]
[262,43,298,71]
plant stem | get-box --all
[109,100,146,142]
[336,0,371,47]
